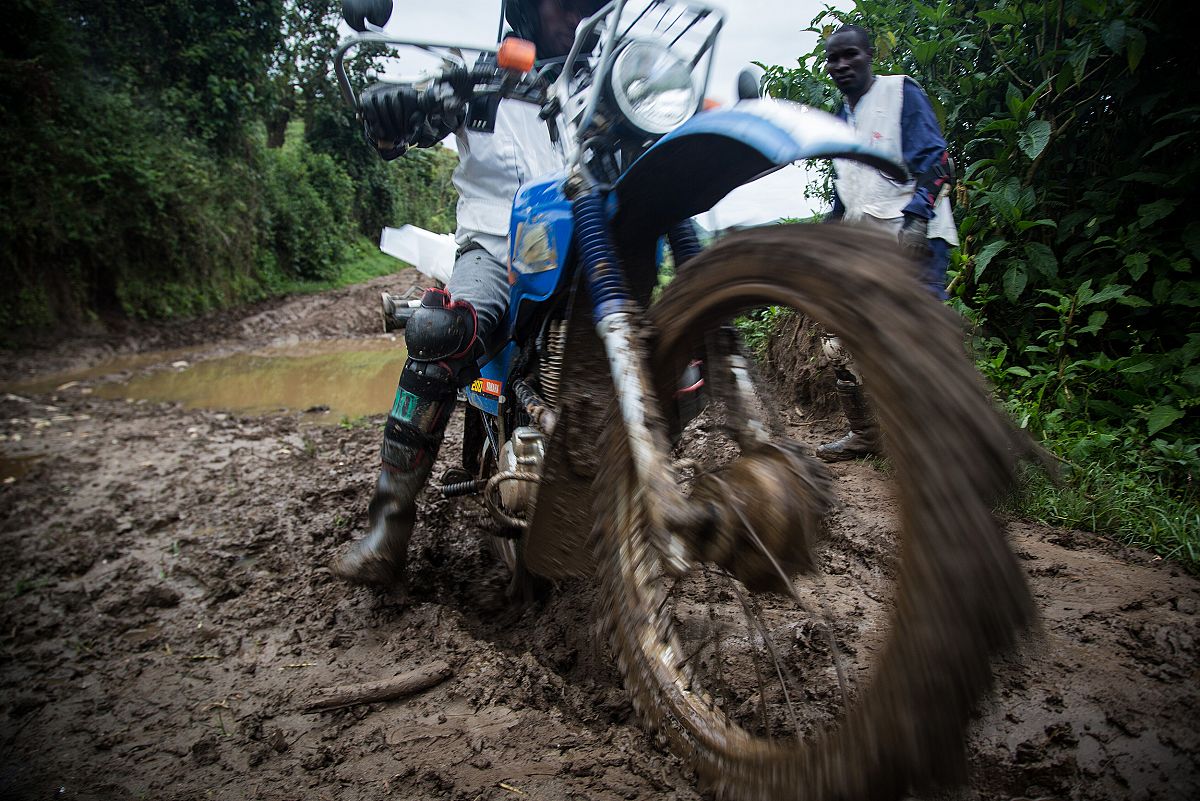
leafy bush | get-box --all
[262,134,356,281]
[759,0,1198,563]
[0,0,457,339]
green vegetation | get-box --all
[0,0,457,342]
[761,0,1198,567]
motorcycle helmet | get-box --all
[504,0,607,48]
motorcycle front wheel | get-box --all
[595,224,1034,800]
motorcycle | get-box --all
[335,2,1033,798]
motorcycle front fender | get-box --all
[611,99,905,247]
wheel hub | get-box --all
[687,442,834,592]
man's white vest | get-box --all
[452,101,564,262]
[833,74,958,245]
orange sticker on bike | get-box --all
[471,378,502,398]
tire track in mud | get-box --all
[1,271,1197,800]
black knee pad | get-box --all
[405,288,479,362]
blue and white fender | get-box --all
[612,99,905,244]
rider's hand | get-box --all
[361,84,425,158]
[898,214,932,260]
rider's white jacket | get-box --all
[452,99,564,262]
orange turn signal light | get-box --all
[703,97,721,110]
[498,38,537,73]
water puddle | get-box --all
[3,347,203,396]
[1,454,41,482]
[85,339,408,422]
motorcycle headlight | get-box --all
[608,41,697,137]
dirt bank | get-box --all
[1,270,1197,800]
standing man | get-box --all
[817,23,958,461]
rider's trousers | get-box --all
[378,241,511,472]
[446,239,510,345]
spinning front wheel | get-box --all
[595,224,1034,801]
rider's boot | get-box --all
[816,379,881,462]
[331,288,480,588]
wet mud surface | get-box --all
[1,270,1198,800]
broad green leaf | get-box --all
[1138,199,1180,229]
[1103,20,1126,52]
[1006,366,1031,377]
[1117,172,1167,184]
[973,239,1008,282]
[1120,360,1156,374]
[1115,294,1153,308]
[1068,43,1092,84]
[1169,282,1200,307]
[1016,219,1057,232]
[1080,310,1108,334]
[1147,405,1185,436]
[1181,365,1200,387]
[1024,242,1058,279]
[1005,83,1024,118]
[1144,132,1192,157]
[1183,223,1200,260]
[1127,30,1146,72]
[1124,252,1149,281]
[1083,283,1130,305]
[1003,263,1028,302]
[1018,120,1052,160]
[1055,67,1074,94]
[976,8,1018,25]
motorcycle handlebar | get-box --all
[333,33,543,116]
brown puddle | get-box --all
[3,347,204,396]
[87,339,408,422]
[1,455,41,481]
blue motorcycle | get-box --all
[335,2,1031,797]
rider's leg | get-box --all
[331,245,509,587]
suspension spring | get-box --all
[667,219,704,267]
[439,478,487,498]
[539,319,567,408]
[573,192,632,321]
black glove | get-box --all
[898,214,932,260]
[361,83,425,159]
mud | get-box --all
[1,267,1198,800]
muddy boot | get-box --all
[816,380,880,462]
[333,289,479,588]
[330,465,429,587]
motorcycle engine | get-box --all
[497,426,546,515]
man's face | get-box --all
[536,0,598,58]
[824,31,873,99]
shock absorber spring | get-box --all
[667,219,704,268]
[573,191,632,321]
[539,319,567,408]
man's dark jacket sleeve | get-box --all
[899,77,948,220]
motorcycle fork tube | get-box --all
[667,220,769,446]
[572,192,695,574]
[666,220,703,268]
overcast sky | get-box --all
[361,0,832,226]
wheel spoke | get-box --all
[731,502,852,709]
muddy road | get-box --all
[1,271,1197,800]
